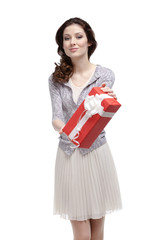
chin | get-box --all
[70,52,87,60]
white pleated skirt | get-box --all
[53,142,122,221]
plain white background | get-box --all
[0,0,160,239]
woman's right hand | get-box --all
[59,126,64,134]
[59,126,72,143]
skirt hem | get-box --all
[53,207,123,221]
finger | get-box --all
[59,128,63,134]
[101,88,113,92]
[108,92,117,99]
[101,86,110,89]
[108,92,115,96]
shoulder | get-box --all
[48,73,55,84]
[48,72,61,88]
[95,64,115,88]
[97,64,115,78]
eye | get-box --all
[64,37,70,41]
[77,35,83,39]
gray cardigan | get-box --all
[48,64,115,156]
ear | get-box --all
[88,42,92,47]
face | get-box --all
[63,24,91,59]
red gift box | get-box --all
[62,87,121,148]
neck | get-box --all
[71,56,93,74]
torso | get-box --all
[69,77,90,104]
[70,64,97,87]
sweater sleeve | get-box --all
[101,68,115,89]
[48,75,64,123]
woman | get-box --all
[48,17,122,240]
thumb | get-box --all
[59,125,64,134]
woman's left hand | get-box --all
[100,83,117,100]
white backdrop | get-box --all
[0,0,160,239]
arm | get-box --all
[48,75,65,132]
[52,119,65,133]
[100,69,117,99]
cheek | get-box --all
[63,42,67,50]
[63,40,70,50]
[79,39,89,48]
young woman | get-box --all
[48,17,122,240]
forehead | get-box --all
[63,24,85,35]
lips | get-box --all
[69,48,78,52]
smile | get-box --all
[69,48,78,52]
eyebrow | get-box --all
[63,32,84,36]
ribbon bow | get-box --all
[70,93,114,148]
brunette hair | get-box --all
[52,17,97,83]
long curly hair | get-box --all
[52,17,97,84]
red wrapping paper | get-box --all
[62,87,121,148]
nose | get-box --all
[70,37,76,45]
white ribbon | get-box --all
[69,93,115,148]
